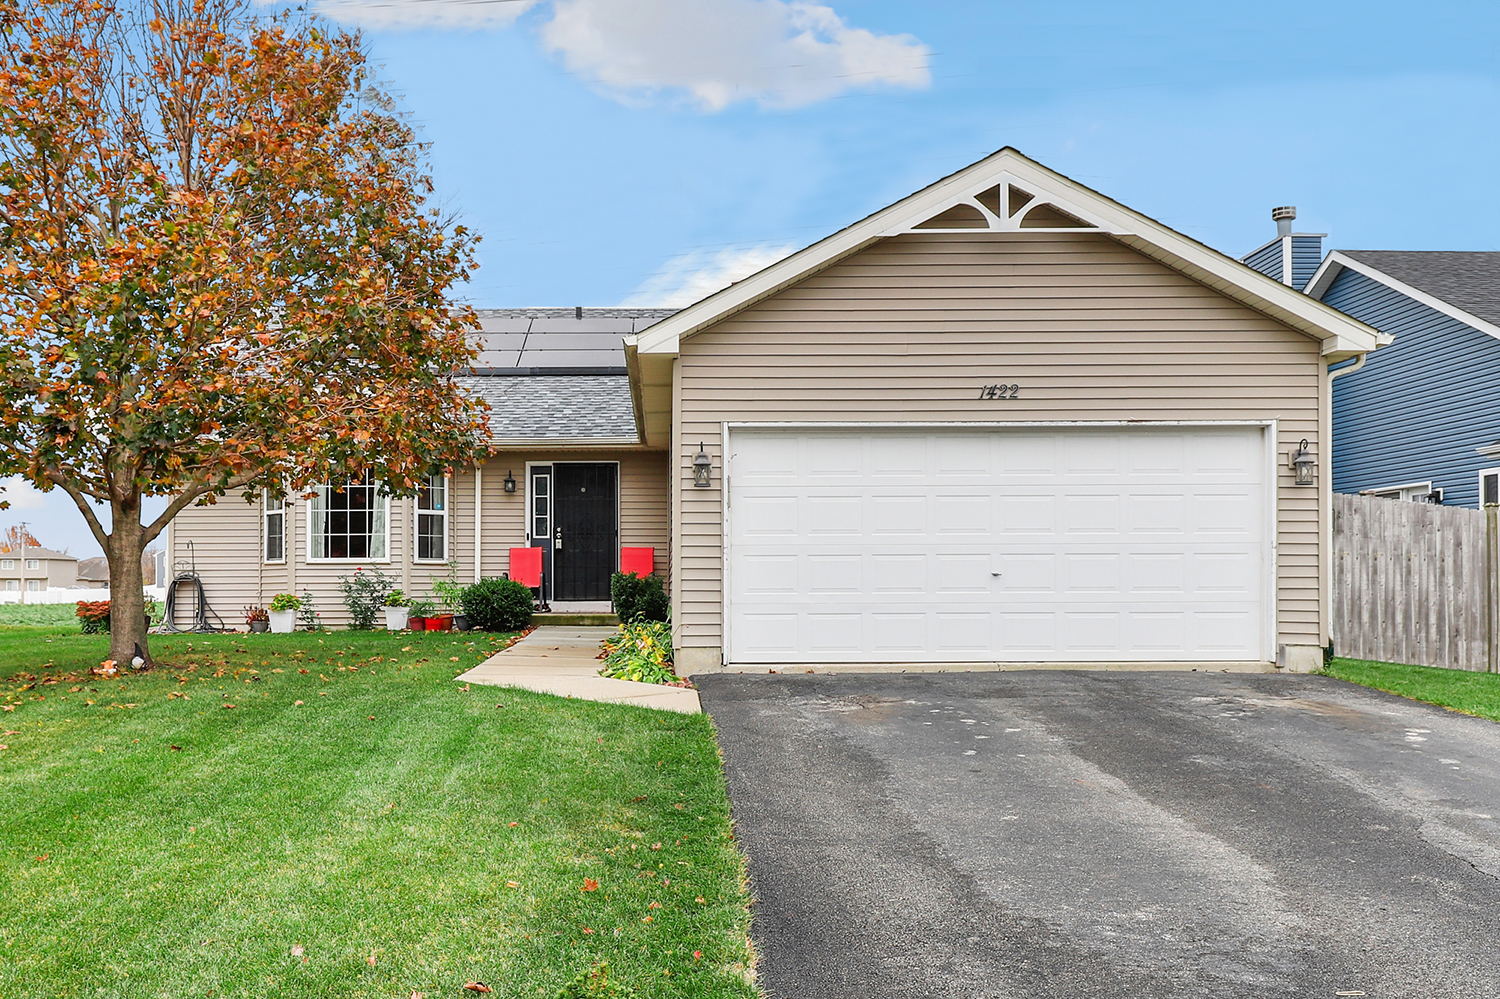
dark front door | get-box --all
[552,462,618,601]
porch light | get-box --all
[692,444,713,488]
[503,470,516,493]
[1290,440,1316,486]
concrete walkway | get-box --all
[455,626,701,714]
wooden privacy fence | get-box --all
[1332,493,1499,671]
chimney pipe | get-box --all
[1272,205,1296,238]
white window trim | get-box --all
[24,559,39,570]
[1361,480,1440,502]
[263,491,287,564]
[0,559,12,570]
[1480,468,1500,507]
[25,578,40,592]
[305,478,392,564]
[413,472,451,564]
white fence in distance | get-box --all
[1332,492,1497,671]
[0,586,168,606]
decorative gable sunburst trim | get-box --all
[633,147,1384,360]
[880,173,1124,235]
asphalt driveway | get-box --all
[695,670,1500,998]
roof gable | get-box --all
[633,147,1382,361]
[1305,251,1500,340]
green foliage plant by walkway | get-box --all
[599,622,686,687]
[0,626,758,998]
[1325,656,1500,722]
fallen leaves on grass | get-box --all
[169,745,182,752]
[505,880,520,888]
[367,953,377,966]
[462,983,492,994]
[290,944,304,958]
[581,877,599,892]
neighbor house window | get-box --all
[416,472,447,562]
[0,559,11,570]
[1482,468,1500,507]
[308,472,388,561]
[25,579,40,592]
[1363,481,1441,503]
[3,579,16,591]
[264,492,286,563]
[24,559,38,570]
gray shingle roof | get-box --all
[1,546,73,561]
[1341,251,1500,328]
[456,374,637,444]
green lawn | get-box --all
[0,611,758,999]
[1326,656,1500,723]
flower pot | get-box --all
[249,620,269,633]
[384,606,410,631]
[408,617,428,631]
[269,609,296,634]
[430,614,453,632]
[453,614,470,632]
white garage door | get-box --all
[726,427,1270,664]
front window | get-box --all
[1482,468,1500,507]
[3,579,15,591]
[416,473,447,562]
[0,559,11,570]
[308,472,388,561]
[24,559,38,570]
[25,579,39,592]
[264,492,286,563]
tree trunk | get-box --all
[105,499,152,667]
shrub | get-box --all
[462,576,533,632]
[609,572,668,624]
[408,597,437,619]
[598,621,681,685]
[76,600,111,634]
[295,588,322,631]
[269,592,301,612]
[244,606,269,625]
[336,567,393,630]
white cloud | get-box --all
[541,0,930,110]
[307,0,540,32]
[303,0,929,110]
[0,476,50,511]
[620,243,794,308]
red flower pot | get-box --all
[408,617,428,631]
[430,614,453,632]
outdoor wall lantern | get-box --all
[692,444,713,488]
[503,470,517,493]
[1290,440,1316,486]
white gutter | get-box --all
[1328,352,1368,381]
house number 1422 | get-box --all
[980,384,1020,399]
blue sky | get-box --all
[7,0,1498,558]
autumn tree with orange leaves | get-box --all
[0,0,484,665]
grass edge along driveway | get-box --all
[0,621,758,999]
[1325,655,1500,724]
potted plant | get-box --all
[383,589,410,631]
[244,606,270,633]
[268,593,300,633]
[408,597,436,631]
[434,575,469,631]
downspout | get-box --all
[1322,350,1369,657]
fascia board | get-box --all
[1310,251,1500,343]
[1303,253,1344,299]
[635,147,1382,356]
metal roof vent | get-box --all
[1272,205,1296,237]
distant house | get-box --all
[76,557,109,588]
[0,547,78,593]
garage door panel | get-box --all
[728,428,1267,663]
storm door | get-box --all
[551,462,618,601]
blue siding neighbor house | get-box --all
[1298,250,1500,507]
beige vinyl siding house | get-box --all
[0,547,78,593]
[166,148,1383,672]
[635,148,1386,672]
[165,308,673,629]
